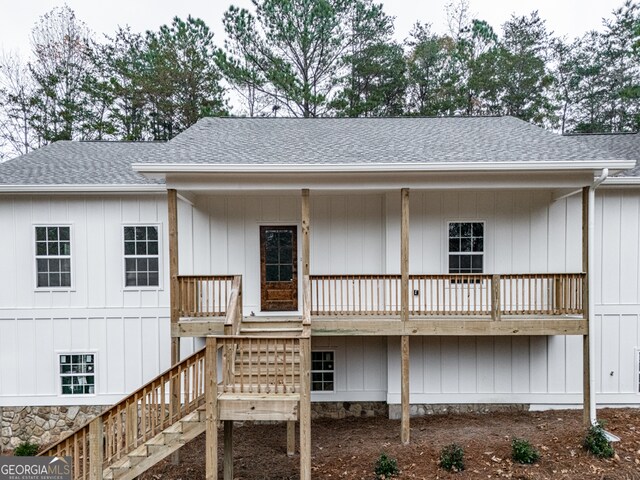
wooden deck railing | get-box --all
[39,348,207,479]
[219,335,302,395]
[310,273,585,318]
[500,273,584,316]
[310,274,402,315]
[177,275,235,317]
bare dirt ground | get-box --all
[143,408,640,479]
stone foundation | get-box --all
[0,406,105,452]
[388,403,529,419]
[311,402,388,419]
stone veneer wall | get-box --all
[311,402,388,419]
[388,403,529,419]
[0,406,105,452]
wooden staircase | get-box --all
[39,275,312,480]
[103,408,205,480]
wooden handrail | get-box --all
[223,275,243,335]
[39,348,207,479]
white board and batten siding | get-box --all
[1,188,639,408]
[386,189,640,407]
[0,195,200,406]
[179,194,385,314]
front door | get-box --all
[260,226,298,311]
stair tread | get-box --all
[240,327,303,332]
[163,423,184,434]
[128,445,149,458]
[218,392,301,400]
[243,316,302,322]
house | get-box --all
[0,117,638,480]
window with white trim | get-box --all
[311,351,334,392]
[448,222,484,274]
[124,226,159,287]
[59,354,95,395]
[35,226,71,288]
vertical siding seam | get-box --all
[599,194,605,305]
[618,194,622,304]
[637,193,640,303]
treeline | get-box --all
[0,0,638,159]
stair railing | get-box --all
[222,275,243,386]
[38,348,207,480]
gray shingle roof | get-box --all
[564,133,640,177]
[0,141,166,185]
[142,116,622,165]
[1,117,633,189]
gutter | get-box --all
[589,169,608,426]
[131,160,635,175]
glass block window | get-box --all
[311,351,334,392]
[124,226,159,287]
[60,354,95,395]
[35,226,71,288]
[448,222,484,274]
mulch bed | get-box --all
[142,408,640,479]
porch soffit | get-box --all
[162,170,598,193]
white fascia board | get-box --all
[602,176,640,186]
[132,160,635,174]
[0,184,167,193]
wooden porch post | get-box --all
[168,189,180,365]
[168,189,181,464]
[582,186,591,427]
[300,188,311,479]
[400,188,410,445]
[205,337,219,480]
[89,417,104,480]
[302,189,310,278]
[223,421,233,480]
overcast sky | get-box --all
[0,0,624,57]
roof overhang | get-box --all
[132,160,635,177]
[0,184,166,194]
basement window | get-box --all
[448,222,484,274]
[311,351,334,392]
[60,354,95,395]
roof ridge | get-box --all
[563,131,638,137]
[198,115,508,121]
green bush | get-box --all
[14,441,39,456]
[584,422,615,458]
[439,443,465,472]
[511,438,540,464]
[374,452,399,479]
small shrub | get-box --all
[374,452,399,479]
[439,443,465,472]
[584,422,615,458]
[14,441,39,456]
[511,438,540,464]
